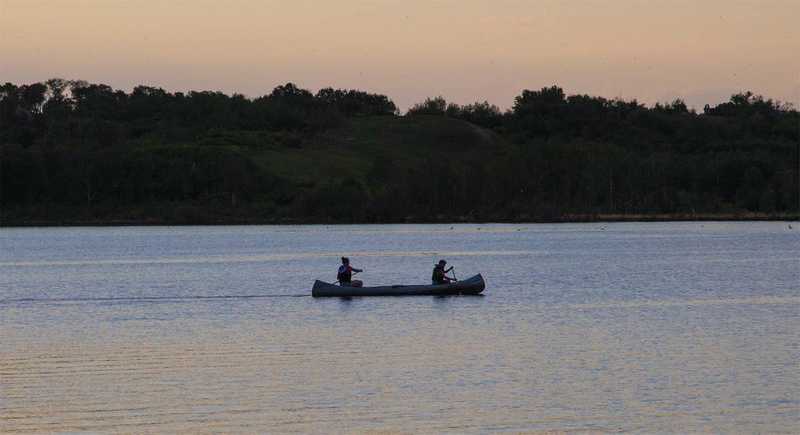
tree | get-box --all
[407,96,447,116]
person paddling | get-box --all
[337,257,363,287]
[432,259,455,285]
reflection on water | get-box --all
[0,250,534,268]
[1,222,798,432]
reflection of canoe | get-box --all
[312,274,486,297]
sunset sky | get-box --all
[2,0,798,110]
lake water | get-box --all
[1,222,798,433]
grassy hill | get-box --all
[194,115,506,185]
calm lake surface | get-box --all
[1,222,798,433]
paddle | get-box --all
[449,267,458,282]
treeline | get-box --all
[1,79,396,148]
[403,87,798,217]
[0,79,797,224]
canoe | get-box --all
[312,274,486,297]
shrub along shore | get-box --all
[2,213,797,228]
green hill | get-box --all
[239,115,505,183]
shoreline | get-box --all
[2,212,797,227]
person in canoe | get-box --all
[337,257,363,287]
[432,259,456,285]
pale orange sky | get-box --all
[1,0,798,110]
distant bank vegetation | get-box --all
[1,79,797,224]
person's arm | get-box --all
[445,266,453,273]
[352,266,363,273]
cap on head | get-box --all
[438,259,447,265]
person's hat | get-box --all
[341,257,349,263]
[438,259,447,265]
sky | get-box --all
[1,0,798,111]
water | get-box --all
[1,222,798,433]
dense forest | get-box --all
[1,79,797,225]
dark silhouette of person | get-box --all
[337,257,363,287]
[431,259,454,285]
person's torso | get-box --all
[338,265,351,282]
[432,265,444,282]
